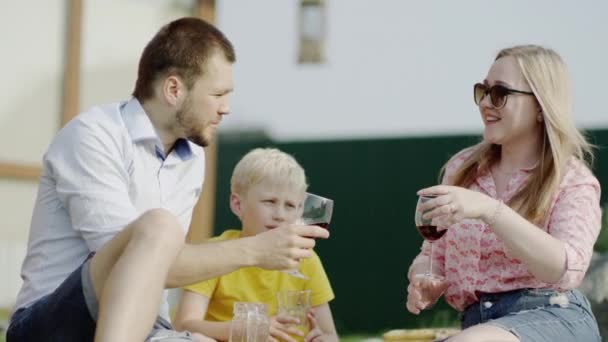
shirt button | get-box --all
[483,301,493,309]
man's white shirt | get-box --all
[15,98,205,320]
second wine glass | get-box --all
[414,195,446,281]
[283,192,334,279]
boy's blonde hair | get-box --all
[231,148,308,197]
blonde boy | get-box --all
[174,148,338,342]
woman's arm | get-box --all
[481,198,567,283]
[486,182,601,287]
[419,181,601,285]
[173,290,231,341]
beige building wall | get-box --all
[0,0,65,308]
[0,0,190,309]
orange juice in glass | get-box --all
[276,290,311,341]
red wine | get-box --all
[304,222,330,239]
[416,225,446,241]
[314,222,329,229]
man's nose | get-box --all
[219,101,230,115]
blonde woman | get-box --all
[406,45,602,342]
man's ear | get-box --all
[230,193,243,218]
[162,75,185,106]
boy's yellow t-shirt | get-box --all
[184,229,335,322]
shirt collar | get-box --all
[121,98,158,143]
[121,98,199,161]
[156,139,198,161]
[476,162,537,201]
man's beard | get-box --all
[176,104,209,148]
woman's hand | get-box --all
[269,314,303,342]
[406,277,449,315]
[417,185,495,226]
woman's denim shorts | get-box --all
[458,288,601,342]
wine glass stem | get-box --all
[429,242,434,276]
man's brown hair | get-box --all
[132,17,235,101]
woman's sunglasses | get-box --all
[474,83,534,109]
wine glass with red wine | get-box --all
[283,192,333,279]
[301,192,333,228]
[414,195,446,281]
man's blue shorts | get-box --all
[6,253,97,341]
[7,253,196,341]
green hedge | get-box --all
[213,129,608,334]
[594,204,608,253]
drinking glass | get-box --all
[229,302,269,342]
[414,195,446,281]
[301,192,333,228]
[283,192,333,279]
[276,290,312,339]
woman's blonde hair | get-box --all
[231,148,308,197]
[445,45,594,224]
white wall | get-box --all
[0,181,34,307]
[0,0,190,309]
[0,0,65,308]
[217,0,608,141]
[0,0,65,164]
[80,0,192,108]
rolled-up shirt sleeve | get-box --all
[45,117,137,251]
[548,179,601,290]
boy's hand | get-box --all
[192,332,217,342]
[250,224,329,270]
[304,309,325,342]
[269,314,303,342]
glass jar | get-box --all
[229,302,269,342]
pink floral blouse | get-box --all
[415,147,602,311]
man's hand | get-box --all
[248,224,329,270]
